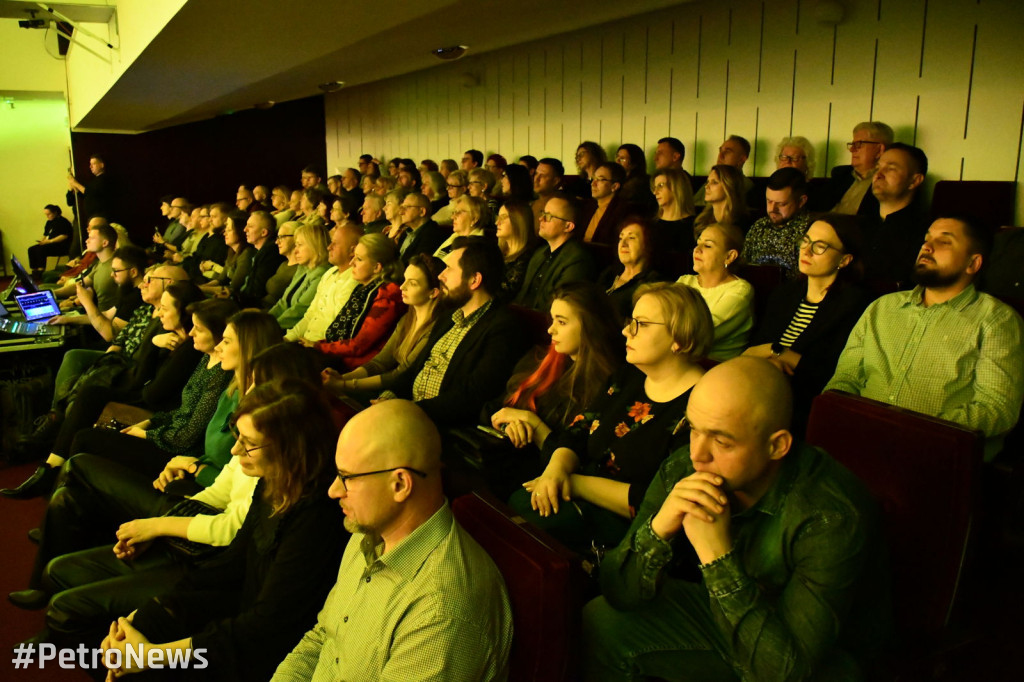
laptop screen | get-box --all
[10,255,39,294]
[15,290,60,323]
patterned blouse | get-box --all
[544,364,692,516]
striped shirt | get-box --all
[779,300,820,347]
[271,502,513,682]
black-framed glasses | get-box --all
[334,466,428,492]
[846,140,881,151]
[111,268,130,274]
[229,422,267,456]
[777,154,806,163]
[143,275,174,284]
[540,211,569,223]
[276,233,295,241]
[799,235,843,255]
[447,183,465,189]
[626,317,667,336]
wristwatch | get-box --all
[770,342,785,358]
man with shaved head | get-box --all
[582,357,889,681]
[272,400,513,681]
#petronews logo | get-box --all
[12,642,208,670]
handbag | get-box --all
[160,497,226,559]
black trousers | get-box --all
[44,543,190,649]
[53,384,142,460]
[29,451,190,589]
[27,241,70,270]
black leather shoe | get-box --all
[0,465,58,500]
[27,528,41,544]
[8,589,48,610]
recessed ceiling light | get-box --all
[432,46,468,60]
[318,81,345,93]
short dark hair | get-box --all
[451,236,505,297]
[518,155,539,171]
[359,154,373,163]
[112,245,148,274]
[596,162,626,188]
[301,165,322,178]
[538,157,565,178]
[727,135,751,157]
[399,158,416,172]
[658,137,686,158]
[400,167,422,187]
[938,214,995,265]
[91,223,118,248]
[44,204,61,215]
[547,194,579,227]
[187,297,238,343]
[251,210,277,240]
[464,149,483,166]
[766,167,808,197]
[89,153,105,164]
[886,142,929,177]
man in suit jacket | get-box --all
[823,121,894,218]
[515,195,596,311]
[238,210,285,307]
[388,237,528,427]
[397,193,445,264]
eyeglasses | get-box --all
[447,183,465,189]
[846,140,882,151]
[653,182,668,191]
[276,233,295,241]
[626,317,667,336]
[143,275,175,284]
[540,211,569,223]
[799,235,843,255]
[777,154,806,163]
[334,466,428,492]
[111,268,130,274]
[229,422,267,456]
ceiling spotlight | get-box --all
[318,81,345,93]
[432,45,468,61]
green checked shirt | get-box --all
[271,501,513,682]
[825,284,1024,460]
[412,300,492,401]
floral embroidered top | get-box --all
[543,364,693,516]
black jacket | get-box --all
[238,239,285,307]
[391,302,529,427]
[399,219,446,264]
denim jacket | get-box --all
[600,442,892,681]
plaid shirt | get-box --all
[412,300,492,401]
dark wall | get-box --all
[70,95,327,244]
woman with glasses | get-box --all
[268,223,331,331]
[467,167,499,220]
[744,214,869,424]
[312,233,406,371]
[510,282,712,554]
[775,136,816,177]
[201,210,255,299]
[434,194,490,259]
[93,379,343,680]
[651,168,697,267]
[495,200,539,302]
[433,169,468,228]
[678,222,754,361]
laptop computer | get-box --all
[1,255,40,305]
[0,290,63,337]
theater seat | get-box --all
[930,180,1016,229]
[452,491,586,682]
[508,304,551,347]
[805,391,982,640]
[736,263,786,322]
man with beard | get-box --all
[384,237,528,427]
[46,245,148,342]
[741,168,812,278]
[825,216,1024,461]
[272,399,513,681]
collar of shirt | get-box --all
[900,283,978,312]
[451,298,492,328]
[735,447,803,519]
[358,501,454,581]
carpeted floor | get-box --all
[0,461,90,681]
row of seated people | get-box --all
[2,142,1020,679]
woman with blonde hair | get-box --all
[268,223,331,330]
[323,253,444,396]
[678,222,754,360]
[693,164,751,233]
[434,169,468,227]
[434,194,489,258]
[312,233,406,370]
[511,281,713,553]
[651,168,698,263]
[467,167,499,218]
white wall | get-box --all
[0,99,74,274]
[324,0,1024,223]
[66,0,187,127]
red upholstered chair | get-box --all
[805,391,983,642]
[581,240,617,274]
[452,491,586,682]
[736,263,786,322]
[508,303,552,348]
